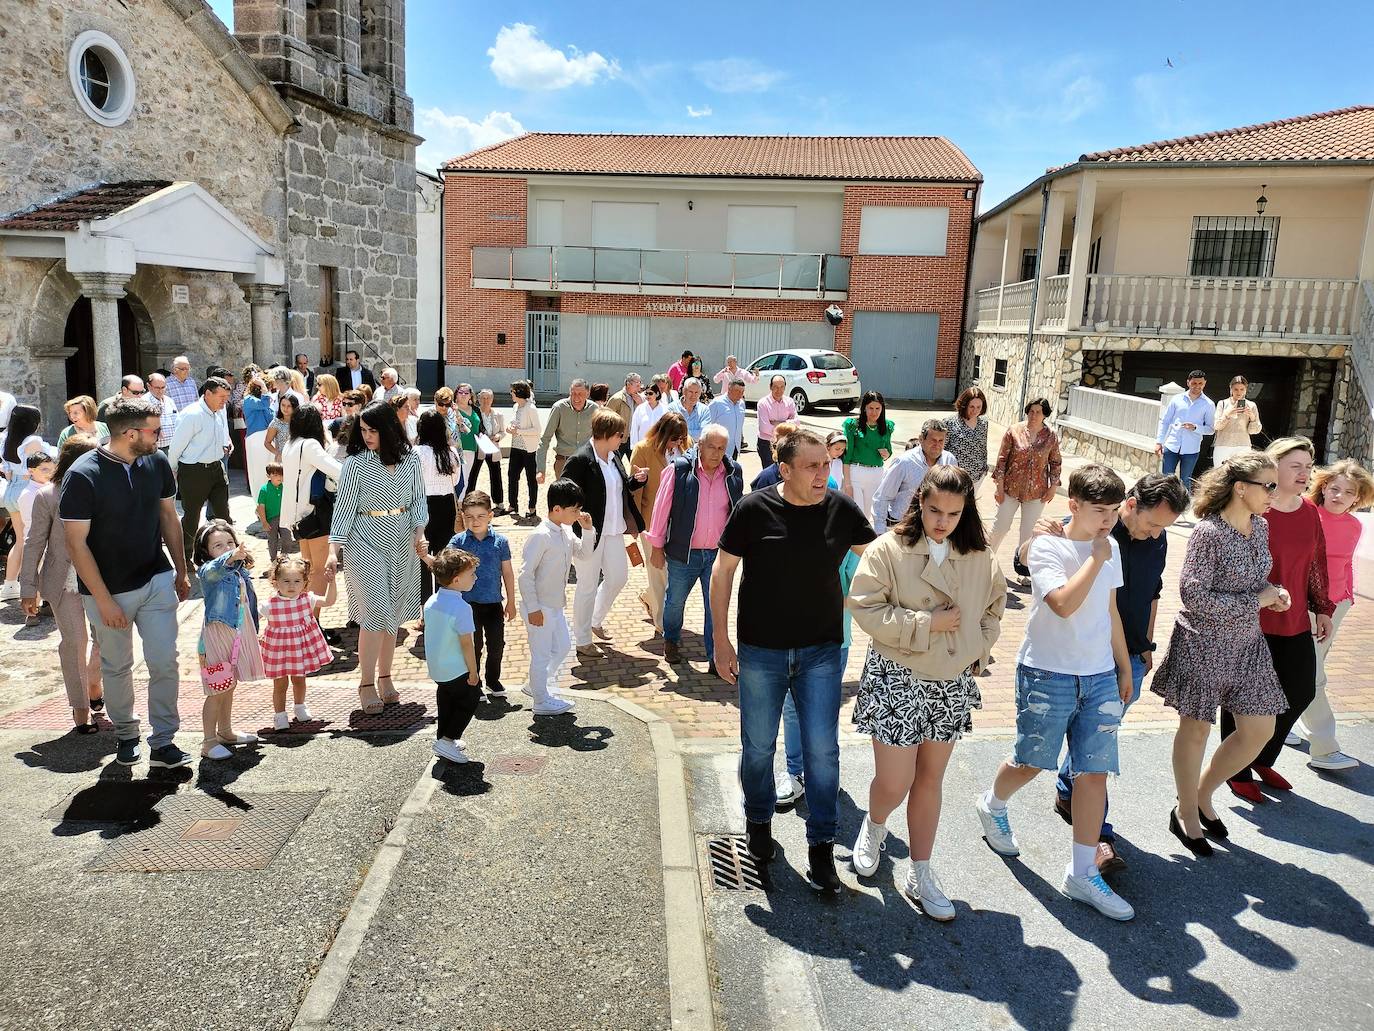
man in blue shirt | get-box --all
[668,378,708,441]
[448,491,516,698]
[703,379,747,460]
[1154,370,1214,490]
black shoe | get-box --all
[1168,807,1213,857]
[745,819,775,863]
[74,722,99,735]
[487,685,507,698]
[323,629,343,645]
[1198,809,1229,839]
[806,842,843,895]
[1053,795,1073,825]
[148,744,193,769]
[89,695,105,712]
[346,620,359,630]
[115,737,141,765]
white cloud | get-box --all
[981,55,1104,128]
[686,104,713,118]
[694,58,783,94]
[1131,72,1206,137]
[487,23,618,91]
[415,108,525,173]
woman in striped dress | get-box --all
[326,402,428,715]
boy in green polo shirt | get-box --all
[256,462,295,564]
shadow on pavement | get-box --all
[527,713,614,752]
[16,730,118,774]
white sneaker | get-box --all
[904,865,956,921]
[532,697,576,716]
[1284,731,1302,746]
[851,815,888,876]
[975,795,1020,857]
[1062,866,1135,921]
[273,712,290,731]
[293,703,313,722]
[433,738,469,763]
[1309,751,1359,771]
[775,771,805,807]
[0,582,19,602]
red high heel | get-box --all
[1228,779,1264,803]
[1254,766,1292,790]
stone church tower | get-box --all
[233,0,419,378]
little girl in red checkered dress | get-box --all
[260,554,336,730]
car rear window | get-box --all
[811,353,853,371]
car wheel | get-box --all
[790,388,810,415]
[836,399,855,413]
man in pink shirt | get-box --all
[755,374,797,467]
[646,425,743,672]
[667,351,695,393]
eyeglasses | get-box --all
[436,401,450,408]
[457,388,472,395]
[129,389,147,395]
[1241,479,1279,493]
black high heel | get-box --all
[1169,807,1213,857]
[1198,809,1229,839]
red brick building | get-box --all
[440,134,980,400]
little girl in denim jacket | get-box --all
[194,520,267,759]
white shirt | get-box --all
[416,444,462,497]
[344,366,364,390]
[517,517,593,615]
[17,479,43,524]
[0,391,14,432]
[630,399,666,447]
[509,401,541,451]
[1017,535,1124,676]
[927,538,951,566]
[597,452,625,537]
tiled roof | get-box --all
[0,180,173,232]
[1078,105,1374,164]
[443,133,981,182]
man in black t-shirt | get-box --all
[711,429,875,893]
[61,396,192,769]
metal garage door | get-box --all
[849,312,938,400]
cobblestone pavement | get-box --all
[3,420,1372,743]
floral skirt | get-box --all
[852,647,982,747]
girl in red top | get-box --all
[1221,438,1336,802]
[1296,459,1374,770]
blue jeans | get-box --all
[1012,665,1124,774]
[663,549,716,658]
[739,642,842,844]
[782,646,847,776]
[1056,653,1147,842]
[1161,448,1201,490]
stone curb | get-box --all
[568,687,716,1031]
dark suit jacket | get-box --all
[298,369,317,396]
[335,365,377,392]
[562,441,645,546]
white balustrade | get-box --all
[1065,384,1161,441]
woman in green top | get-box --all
[58,395,109,445]
[451,382,482,483]
[842,390,894,530]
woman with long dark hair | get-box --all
[847,464,1005,919]
[415,408,463,603]
[265,393,299,462]
[2,404,48,601]
[842,390,894,530]
[326,402,428,714]
[280,403,343,640]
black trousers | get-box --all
[1221,630,1317,780]
[468,453,504,505]
[178,460,230,562]
[470,600,506,690]
[436,675,481,740]
[757,438,774,467]
[420,492,458,606]
[507,448,538,512]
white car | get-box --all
[743,349,861,415]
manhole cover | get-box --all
[486,754,547,776]
[707,835,766,891]
[86,791,324,873]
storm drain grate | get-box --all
[707,835,766,891]
[486,754,548,776]
[85,791,324,873]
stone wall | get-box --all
[1080,349,1123,391]
[1332,356,1374,465]
[1292,357,1337,451]
[963,331,1067,426]
[1057,424,1158,484]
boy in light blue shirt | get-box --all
[422,548,479,764]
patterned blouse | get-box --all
[942,415,989,480]
[992,423,1062,502]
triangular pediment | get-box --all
[92,181,275,274]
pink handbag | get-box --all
[198,634,241,694]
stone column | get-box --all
[240,283,279,368]
[73,272,132,403]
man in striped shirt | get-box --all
[165,355,199,411]
[147,372,178,451]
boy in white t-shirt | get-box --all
[975,464,1137,921]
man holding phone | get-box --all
[1154,370,1214,490]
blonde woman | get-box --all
[58,396,107,445]
[1150,452,1291,855]
[630,411,689,633]
[312,373,344,422]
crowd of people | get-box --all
[0,351,1370,926]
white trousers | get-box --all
[848,464,886,530]
[525,608,571,706]
[573,531,629,645]
[640,530,667,632]
[245,431,271,501]
[1213,444,1252,467]
[1297,598,1351,755]
[990,496,1046,551]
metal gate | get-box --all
[525,312,560,393]
[849,311,938,400]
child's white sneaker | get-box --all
[433,738,469,763]
[273,712,290,731]
[293,703,313,722]
[532,697,576,716]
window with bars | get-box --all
[586,316,650,365]
[1187,216,1278,278]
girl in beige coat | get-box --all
[846,464,1005,920]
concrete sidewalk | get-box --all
[686,721,1374,1030]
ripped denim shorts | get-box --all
[1012,664,1123,775]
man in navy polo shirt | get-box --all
[61,396,192,768]
[1016,472,1189,873]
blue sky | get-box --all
[208,0,1373,210]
